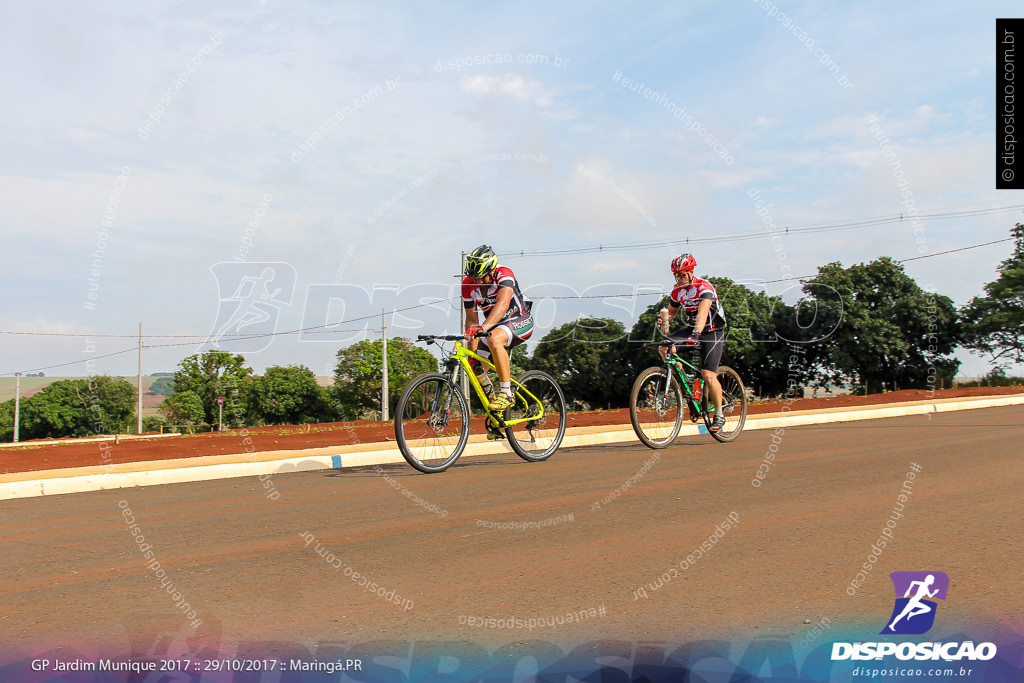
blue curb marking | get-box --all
[331,455,342,468]
[697,426,708,434]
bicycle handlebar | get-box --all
[642,338,698,349]
[416,330,492,344]
[417,334,463,343]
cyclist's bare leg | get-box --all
[489,328,511,385]
[702,368,723,416]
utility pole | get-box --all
[137,323,143,434]
[381,308,389,421]
[13,373,20,442]
[459,251,469,399]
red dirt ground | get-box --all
[2,386,1020,475]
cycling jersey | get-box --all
[670,277,726,331]
[461,266,531,322]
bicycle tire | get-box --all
[394,372,470,473]
[629,366,685,449]
[505,370,566,462]
[702,365,747,443]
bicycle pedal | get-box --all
[486,430,505,441]
[487,409,510,428]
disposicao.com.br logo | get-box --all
[831,571,997,663]
[882,570,948,635]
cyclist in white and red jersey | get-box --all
[462,244,534,413]
[656,253,728,432]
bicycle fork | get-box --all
[427,375,457,431]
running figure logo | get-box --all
[205,263,296,352]
[881,571,949,635]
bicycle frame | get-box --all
[657,351,708,416]
[441,340,546,428]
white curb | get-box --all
[1,394,1021,500]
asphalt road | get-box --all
[1,405,1021,664]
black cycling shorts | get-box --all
[476,313,535,359]
[669,327,726,373]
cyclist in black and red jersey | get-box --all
[462,244,534,413]
[656,253,728,432]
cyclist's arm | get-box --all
[464,306,481,351]
[480,286,513,331]
[693,299,712,334]
[660,302,680,328]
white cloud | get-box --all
[2,1,1021,377]
[460,73,552,106]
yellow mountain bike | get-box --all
[393,333,566,473]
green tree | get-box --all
[708,278,815,398]
[333,338,437,419]
[531,317,634,409]
[961,223,1024,367]
[622,284,817,399]
[149,376,175,396]
[159,390,206,426]
[251,365,330,425]
[170,351,253,426]
[801,257,959,393]
[141,414,170,432]
[16,376,136,439]
[0,400,15,442]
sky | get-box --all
[1,1,1022,380]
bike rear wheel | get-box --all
[394,372,469,473]
[702,365,747,443]
[629,366,684,449]
[505,370,566,462]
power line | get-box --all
[0,236,1013,344]
[898,238,1013,263]
[141,328,385,350]
[499,204,1024,258]
[0,298,452,340]
[1,234,1015,375]
[4,233,1015,337]
[754,237,1015,284]
[1,347,138,376]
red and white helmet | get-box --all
[671,253,697,274]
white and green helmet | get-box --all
[465,244,498,278]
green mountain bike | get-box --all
[393,333,566,473]
[629,339,747,448]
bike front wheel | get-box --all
[702,365,747,443]
[505,370,566,462]
[630,366,684,449]
[394,373,469,473]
